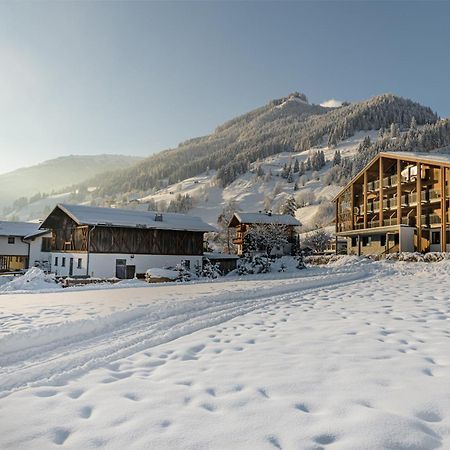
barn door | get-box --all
[115,259,126,279]
[126,265,136,279]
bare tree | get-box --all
[244,223,290,256]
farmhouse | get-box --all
[39,204,215,278]
[334,151,450,255]
[228,212,301,256]
[0,221,51,272]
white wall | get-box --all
[51,252,89,278]
[51,252,203,278]
[0,236,29,257]
[28,233,52,268]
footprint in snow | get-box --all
[51,427,71,445]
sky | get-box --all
[0,1,449,174]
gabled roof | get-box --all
[41,204,215,233]
[228,212,301,228]
[333,150,450,202]
[0,221,49,239]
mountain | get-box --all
[0,154,144,215]
[5,92,446,233]
[79,93,438,197]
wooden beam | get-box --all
[335,198,339,233]
[379,156,383,227]
[350,184,354,230]
[397,159,402,226]
[416,162,422,252]
[442,166,447,252]
[363,171,368,229]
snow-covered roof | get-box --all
[229,212,301,227]
[381,151,450,165]
[0,221,48,239]
[43,204,215,233]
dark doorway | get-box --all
[115,259,127,279]
[126,265,136,279]
[69,258,74,277]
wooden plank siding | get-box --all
[49,215,204,255]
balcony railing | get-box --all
[383,218,397,226]
[368,220,380,228]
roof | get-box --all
[229,212,301,227]
[381,151,450,165]
[0,221,49,239]
[333,150,450,202]
[41,204,215,233]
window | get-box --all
[7,236,15,244]
[61,257,66,267]
[432,231,440,245]
[362,236,371,246]
[41,237,52,252]
[54,257,58,266]
[351,237,357,247]
[77,258,82,269]
[380,235,386,247]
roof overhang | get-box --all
[336,224,414,237]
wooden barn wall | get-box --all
[89,227,204,255]
[48,210,85,252]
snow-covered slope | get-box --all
[137,131,378,230]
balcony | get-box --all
[383,218,398,226]
[368,220,380,228]
[421,214,441,226]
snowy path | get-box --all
[2,261,450,449]
[0,268,368,396]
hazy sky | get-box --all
[0,1,449,174]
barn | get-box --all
[39,204,215,278]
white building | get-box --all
[39,204,215,278]
[0,221,52,272]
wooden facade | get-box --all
[334,152,450,255]
[41,206,206,256]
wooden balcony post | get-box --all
[363,171,368,229]
[335,198,339,233]
[350,184,354,230]
[379,156,383,227]
[416,162,422,252]
[397,159,402,226]
[441,167,447,252]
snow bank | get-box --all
[0,267,59,293]
[145,268,180,280]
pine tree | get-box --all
[287,169,294,183]
[332,149,342,166]
[281,195,297,216]
[293,158,300,173]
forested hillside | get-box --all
[0,155,143,215]
[84,93,438,197]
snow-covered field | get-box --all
[1,259,450,449]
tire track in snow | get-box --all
[0,269,374,396]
